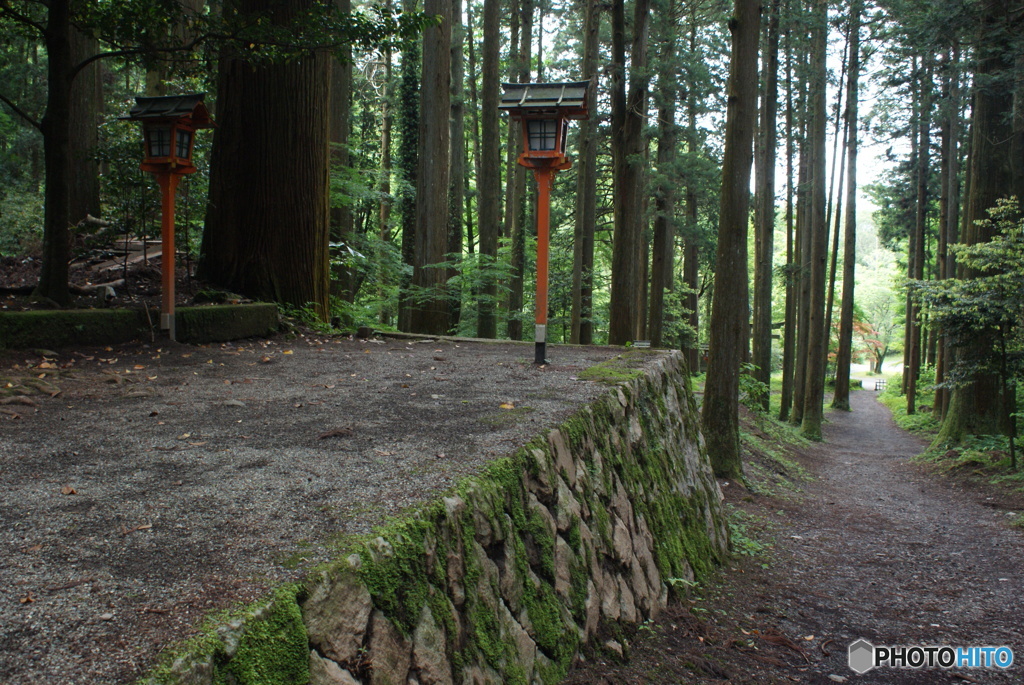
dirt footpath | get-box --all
[564,389,1024,684]
[0,334,634,684]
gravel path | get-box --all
[0,334,636,684]
[565,389,1024,683]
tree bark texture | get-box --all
[799,0,828,441]
[571,0,600,345]
[200,0,332,318]
[409,0,452,335]
[752,0,780,411]
[832,0,861,411]
[396,0,420,331]
[34,0,73,305]
[907,63,932,415]
[477,0,501,339]
[447,0,466,330]
[779,24,796,421]
[702,0,760,478]
[68,26,101,226]
[608,0,651,345]
[505,0,532,341]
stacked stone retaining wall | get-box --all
[145,350,727,685]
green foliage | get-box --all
[917,200,1024,387]
[0,183,42,256]
[876,374,940,435]
[724,505,767,557]
[917,199,1023,464]
[739,362,769,413]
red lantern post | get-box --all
[124,94,215,341]
[500,82,589,364]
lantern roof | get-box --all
[499,81,590,120]
[123,93,215,128]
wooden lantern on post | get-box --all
[124,93,214,341]
[500,81,589,364]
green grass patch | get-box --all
[875,374,941,436]
[724,505,769,558]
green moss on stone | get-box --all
[213,585,309,685]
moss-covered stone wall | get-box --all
[143,351,727,685]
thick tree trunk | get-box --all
[68,27,101,227]
[396,0,420,331]
[934,44,961,418]
[790,113,812,426]
[608,0,651,345]
[477,0,501,339]
[34,0,73,305]
[200,0,331,318]
[832,0,861,411]
[648,0,679,349]
[447,0,466,331]
[907,63,932,415]
[571,0,600,345]
[702,0,760,478]
[409,0,452,334]
[937,0,1021,444]
[506,0,533,341]
[682,13,701,371]
[377,22,394,327]
[799,0,828,441]
[779,21,797,421]
[752,0,780,411]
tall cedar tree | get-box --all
[702,0,760,478]
[200,0,332,318]
[607,0,651,345]
[505,0,533,341]
[937,0,1024,443]
[477,0,501,338]
[447,0,466,330]
[933,44,962,418]
[752,0,780,410]
[648,0,680,349]
[779,13,797,421]
[906,62,932,414]
[571,0,601,345]
[799,0,828,440]
[832,0,862,410]
[409,0,451,334]
[396,0,420,331]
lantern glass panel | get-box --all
[146,126,172,158]
[560,120,569,154]
[527,119,558,151]
[175,129,193,160]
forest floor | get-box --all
[563,389,1024,684]
[0,334,636,684]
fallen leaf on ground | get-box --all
[121,523,153,536]
[61,486,77,495]
[283,350,294,355]
[20,592,35,604]
[500,402,515,409]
